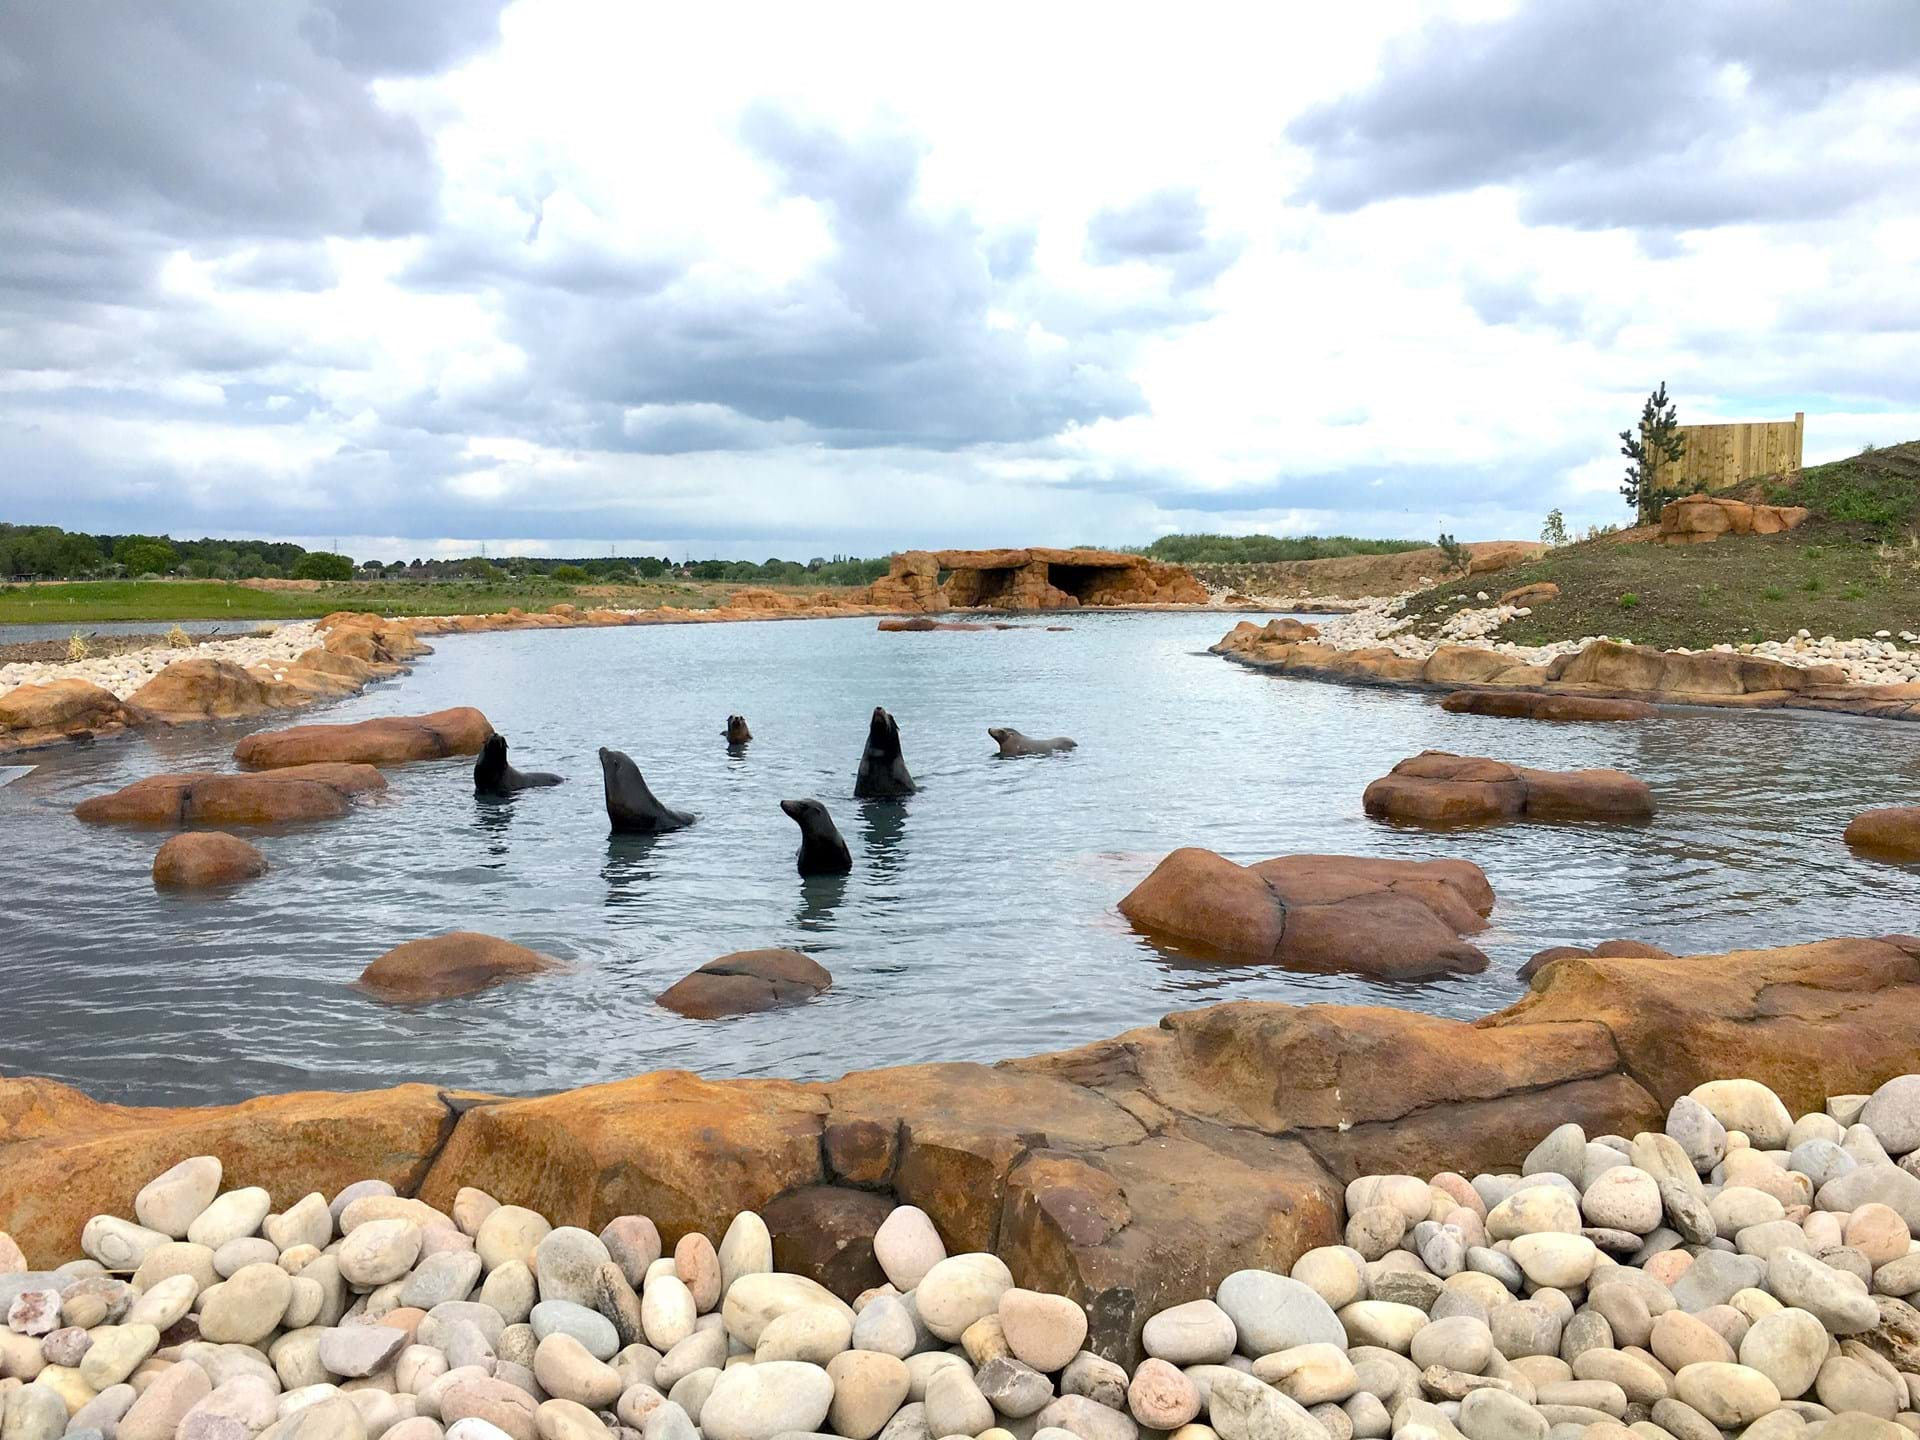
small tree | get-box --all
[552,564,590,584]
[292,551,354,582]
[1436,532,1470,575]
[1620,382,1687,523]
[1541,508,1570,548]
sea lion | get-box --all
[599,746,695,833]
[724,714,753,745]
[474,733,563,795]
[989,726,1077,757]
[780,798,853,875]
[853,706,916,798]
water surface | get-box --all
[4,612,1917,1105]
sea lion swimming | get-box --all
[599,747,695,833]
[988,726,1077,757]
[724,714,753,746]
[853,706,916,798]
[780,798,853,875]
[474,733,563,795]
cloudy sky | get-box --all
[2,1,1917,561]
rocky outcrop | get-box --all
[233,707,494,769]
[1117,849,1494,976]
[8,937,1920,1354]
[354,932,567,1003]
[1516,937,1676,981]
[1363,750,1655,825]
[1846,807,1920,860]
[1498,581,1560,606]
[151,831,269,889]
[1440,689,1656,721]
[1659,492,1810,544]
[1545,639,1847,699]
[74,762,386,825]
[0,678,144,754]
[125,658,292,723]
[868,548,1207,613]
[657,950,834,1018]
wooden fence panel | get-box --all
[1656,413,1804,493]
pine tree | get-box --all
[1619,383,1687,524]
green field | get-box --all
[0,577,802,625]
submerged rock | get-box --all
[1118,848,1493,976]
[234,708,494,769]
[1439,690,1656,722]
[355,932,567,1003]
[74,764,386,826]
[1363,750,1654,826]
[657,951,833,1019]
[151,832,269,890]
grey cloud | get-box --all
[1288,0,1920,230]
[1086,189,1243,289]
[297,0,508,75]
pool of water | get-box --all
[4,611,1919,1106]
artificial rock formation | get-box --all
[9,937,1920,1359]
[1659,492,1811,544]
[0,679,144,754]
[1846,808,1920,861]
[1363,751,1655,826]
[151,831,270,889]
[74,762,387,825]
[1440,690,1657,722]
[354,931,567,1003]
[1118,849,1494,976]
[657,949,834,1019]
[1516,937,1676,981]
[868,549,1207,613]
[234,706,494,769]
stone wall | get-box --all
[5,937,1920,1359]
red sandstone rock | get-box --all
[656,950,832,1019]
[1498,582,1561,606]
[1440,690,1655,722]
[1363,751,1654,825]
[1845,808,1920,860]
[355,932,566,1003]
[0,679,143,753]
[1517,938,1677,982]
[867,548,1206,613]
[1658,494,1810,545]
[1117,849,1493,977]
[152,832,269,889]
[761,1185,893,1299]
[127,659,292,723]
[233,708,494,769]
[75,763,386,825]
[876,618,993,632]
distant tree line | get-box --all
[1141,533,1425,565]
[0,522,891,588]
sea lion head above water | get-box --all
[780,797,853,875]
[598,746,695,833]
[724,714,753,745]
[474,733,564,794]
[853,706,916,798]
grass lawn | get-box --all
[1394,441,1920,650]
[0,577,858,626]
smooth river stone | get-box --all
[1487,1188,1580,1241]
[640,1274,698,1351]
[1203,1367,1310,1440]
[531,1333,622,1408]
[186,1189,272,1250]
[1508,1234,1598,1289]
[1216,1271,1345,1357]
[717,1213,772,1294]
[134,1158,223,1239]
[1689,1081,1793,1150]
[1408,1316,1494,1375]
[78,1323,160,1388]
[998,1288,1088,1373]
[655,1325,729,1390]
[1764,1249,1878,1333]
[532,1229,610,1309]
[850,1296,918,1359]
[826,1351,911,1440]
[265,1194,334,1255]
[872,1208,945,1293]
[317,1326,406,1378]
[1672,1362,1780,1427]
[1290,1249,1365,1311]
[1862,1075,1920,1156]
[699,1361,835,1440]
[1251,1343,1358,1406]
[1142,1299,1237,1365]
[722,1274,854,1349]
[200,1263,294,1344]
[975,1355,1054,1418]
[1667,1096,1729,1175]
[479,1261,536,1325]
[755,1304,852,1364]
[126,1273,199,1332]
[1128,1358,1201,1430]
[476,1208,552,1274]
[925,1366,994,1437]
[915,1254,1012,1342]
[1738,1307,1830,1397]
[1582,1168,1662,1234]
[402,1251,484,1312]
[1457,1386,1548,1440]
[529,1301,618,1361]
[672,1234,721,1314]
[599,1217,662,1288]
[81,1217,171,1273]
[1820,1164,1920,1230]
[338,1220,423,1288]
[441,1376,540,1440]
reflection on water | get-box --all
[5,611,1920,1106]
